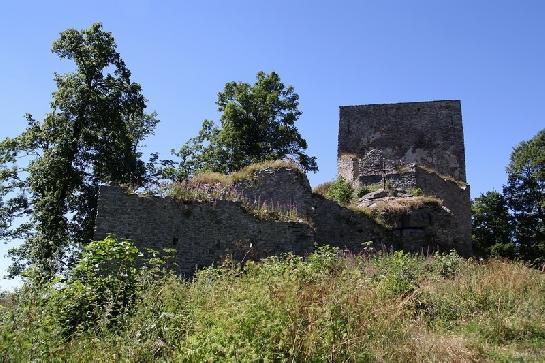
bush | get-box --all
[50,236,141,336]
[431,250,464,278]
[408,186,423,196]
[355,182,382,197]
[490,242,516,259]
[326,177,354,205]
[375,250,421,297]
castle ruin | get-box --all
[94,100,472,276]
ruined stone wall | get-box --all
[357,165,472,255]
[94,166,473,276]
[387,203,461,254]
[359,167,418,191]
[338,100,467,182]
[337,154,359,185]
[233,167,314,216]
[94,186,315,276]
[415,167,472,255]
[309,195,390,250]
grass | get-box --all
[355,182,383,197]
[2,248,545,362]
[230,159,304,183]
[372,196,443,214]
[166,160,307,223]
[313,181,333,196]
[349,196,443,228]
[189,171,232,186]
[188,160,304,187]
[245,200,306,223]
[167,181,306,223]
[417,165,468,188]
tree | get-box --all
[0,23,158,281]
[504,129,545,265]
[471,191,513,258]
[170,71,317,179]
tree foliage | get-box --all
[0,23,158,280]
[169,71,317,180]
[471,191,513,258]
[504,129,545,265]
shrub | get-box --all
[3,249,545,361]
[326,177,354,205]
[490,242,516,259]
[50,236,141,337]
[375,251,421,297]
[431,250,464,278]
[355,182,382,198]
[408,186,423,196]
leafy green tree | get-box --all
[169,71,317,179]
[0,23,158,280]
[471,191,513,258]
[504,129,545,265]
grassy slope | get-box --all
[2,249,545,362]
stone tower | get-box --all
[337,100,472,255]
[337,100,466,184]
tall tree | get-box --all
[471,191,513,258]
[0,23,158,280]
[504,129,545,265]
[170,71,317,179]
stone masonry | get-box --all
[94,100,473,275]
[338,100,467,182]
[337,100,472,255]
[94,185,315,276]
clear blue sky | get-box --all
[1,1,544,289]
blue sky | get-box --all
[1,1,544,289]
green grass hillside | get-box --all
[2,244,545,362]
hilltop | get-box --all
[2,246,545,361]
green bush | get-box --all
[326,177,354,205]
[408,186,423,196]
[375,250,421,297]
[50,235,141,336]
[355,182,382,197]
[490,242,516,259]
[431,250,464,278]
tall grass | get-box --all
[2,248,545,362]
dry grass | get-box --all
[245,201,307,223]
[347,196,443,228]
[167,181,306,223]
[230,159,304,182]
[189,171,232,186]
[313,181,333,196]
[417,165,468,188]
[188,159,303,187]
[2,250,545,362]
[373,196,443,214]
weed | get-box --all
[325,177,354,205]
[2,248,545,361]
